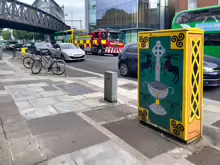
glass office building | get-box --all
[89,0,97,32]
[95,0,175,43]
[85,0,97,32]
[96,0,163,29]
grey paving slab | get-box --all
[3,121,27,133]
[2,115,24,124]
[167,148,192,159]
[0,158,13,165]
[42,85,58,91]
[5,84,27,89]
[36,129,108,159]
[0,95,14,103]
[39,90,66,98]
[19,106,58,120]
[13,149,45,165]
[37,161,49,165]
[47,81,66,85]
[80,98,108,108]
[203,125,220,145]
[12,92,41,101]
[34,106,59,118]
[22,87,45,93]
[84,104,136,123]
[56,83,96,96]
[53,101,89,113]
[204,111,220,126]
[118,83,138,90]
[104,119,178,159]
[9,137,39,156]
[57,95,86,102]
[147,153,195,165]
[49,154,76,165]
[212,120,220,128]
[27,82,49,87]
[0,102,19,118]
[27,112,108,158]
[6,129,32,143]
[82,92,103,98]
[187,146,220,165]
[0,126,3,134]
[0,90,10,96]
[15,100,32,110]
[70,140,144,165]
[129,100,138,106]
[28,97,61,107]
[0,142,10,159]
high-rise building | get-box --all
[95,0,175,30]
[85,0,97,32]
[85,0,175,43]
[32,0,65,22]
[176,0,220,13]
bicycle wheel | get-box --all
[23,56,34,69]
[31,59,42,74]
[51,61,65,75]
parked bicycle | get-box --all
[31,53,66,75]
[23,53,36,69]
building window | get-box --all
[188,0,197,10]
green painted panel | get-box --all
[139,36,184,131]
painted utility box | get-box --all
[138,28,204,142]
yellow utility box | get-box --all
[138,28,204,143]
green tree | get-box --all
[2,30,11,40]
[13,30,26,40]
[13,30,45,41]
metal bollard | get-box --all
[0,45,2,60]
[13,48,16,59]
[104,71,117,103]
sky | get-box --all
[19,0,85,29]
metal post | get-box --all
[104,71,118,103]
[13,47,16,59]
[0,45,2,60]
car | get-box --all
[14,43,26,51]
[29,42,50,55]
[118,43,138,76]
[118,43,220,87]
[50,43,86,61]
[204,55,220,86]
[46,43,53,50]
[6,41,18,50]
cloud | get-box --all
[18,0,85,29]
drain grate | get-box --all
[56,83,96,96]
[187,146,220,165]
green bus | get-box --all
[172,5,220,58]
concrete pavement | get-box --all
[0,53,220,165]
